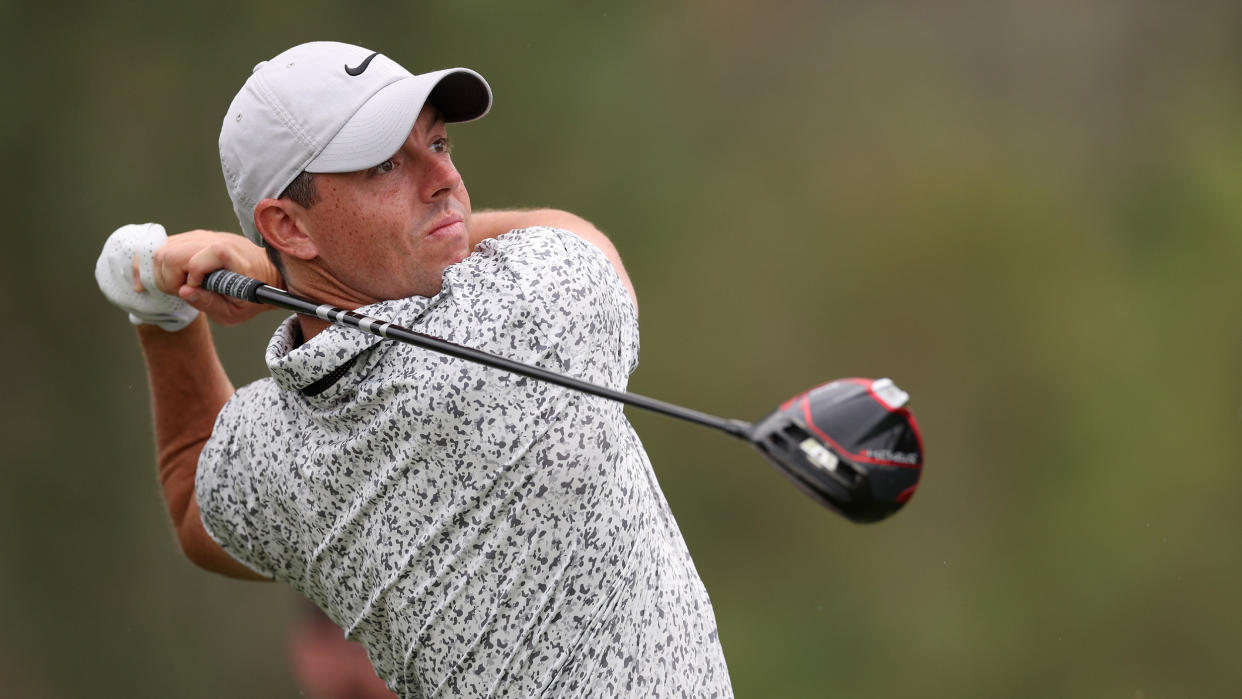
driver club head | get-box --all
[750,377,923,523]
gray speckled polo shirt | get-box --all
[196,227,733,698]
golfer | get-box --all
[96,41,733,697]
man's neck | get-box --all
[295,315,333,344]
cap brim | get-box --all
[306,68,491,174]
[427,69,492,123]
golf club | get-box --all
[204,270,923,522]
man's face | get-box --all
[295,105,473,303]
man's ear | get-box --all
[255,198,319,261]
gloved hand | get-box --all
[95,223,200,332]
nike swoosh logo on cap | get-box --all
[344,52,380,76]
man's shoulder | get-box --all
[482,226,611,275]
[483,225,600,260]
[212,377,283,436]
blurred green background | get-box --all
[3,0,1241,696]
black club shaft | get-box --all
[203,270,754,440]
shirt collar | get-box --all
[264,287,448,395]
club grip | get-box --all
[203,269,263,302]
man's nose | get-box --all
[422,155,462,201]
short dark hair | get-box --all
[266,171,320,275]
[281,170,319,208]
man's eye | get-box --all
[376,159,396,174]
[431,138,451,154]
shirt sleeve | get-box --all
[194,380,279,579]
[488,227,640,386]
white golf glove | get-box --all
[95,223,200,332]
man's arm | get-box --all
[132,230,278,580]
[137,316,269,581]
[470,209,637,311]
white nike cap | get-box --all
[219,41,492,245]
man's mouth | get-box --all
[426,216,466,240]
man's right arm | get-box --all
[129,229,278,580]
[138,316,268,580]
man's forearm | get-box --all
[137,316,264,579]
